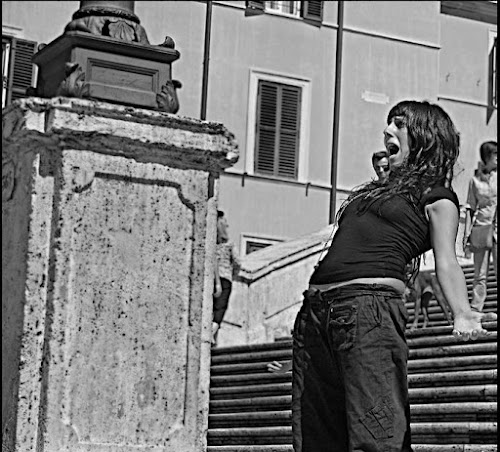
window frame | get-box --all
[2,29,37,108]
[245,69,311,183]
[240,234,284,257]
[245,1,323,24]
[266,1,302,18]
[2,38,11,109]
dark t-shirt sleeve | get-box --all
[420,186,460,211]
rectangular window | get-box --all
[255,80,301,179]
[266,1,301,17]
[245,1,323,24]
[2,36,36,108]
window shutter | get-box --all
[9,38,36,103]
[278,86,300,178]
[490,36,497,107]
[255,81,278,175]
[246,1,265,15]
[301,1,323,25]
[255,80,301,179]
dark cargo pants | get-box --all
[292,284,413,452]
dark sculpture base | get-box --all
[33,31,180,111]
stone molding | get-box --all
[2,97,239,173]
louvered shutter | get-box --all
[255,81,301,179]
[301,1,324,25]
[278,86,300,178]
[8,38,36,104]
[255,82,278,175]
[490,36,497,107]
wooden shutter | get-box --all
[278,86,300,178]
[255,82,278,175]
[301,1,323,25]
[246,1,265,15]
[7,38,36,104]
[490,36,497,107]
[255,81,301,179]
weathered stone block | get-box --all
[2,97,238,451]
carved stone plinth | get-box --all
[2,97,238,452]
[33,32,181,112]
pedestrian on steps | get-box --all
[463,141,497,313]
[291,100,497,452]
[212,210,240,347]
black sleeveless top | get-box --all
[309,187,460,285]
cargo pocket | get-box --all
[328,301,358,351]
[360,398,394,439]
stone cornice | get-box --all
[2,97,239,173]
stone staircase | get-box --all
[208,264,497,451]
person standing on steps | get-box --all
[291,100,497,452]
[463,141,497,313]
[212,210,240,347]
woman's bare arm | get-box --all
[426,199,496,340]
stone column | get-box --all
[2,97,238,452]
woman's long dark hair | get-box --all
[336,100,461,283]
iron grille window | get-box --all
[2,36,36,108]
[255,80,301,179]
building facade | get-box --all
[2,0,497,255]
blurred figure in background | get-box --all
[407,270,453,331]
[372,150,391,182]
[212,210,240,347]
[463,141,497,312]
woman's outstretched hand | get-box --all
[452,310,497,341]
[267,360,292,373]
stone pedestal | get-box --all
[2,97,238,452]
[33,32,180,110]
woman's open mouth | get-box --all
[386,144,400,156]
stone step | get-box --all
[406,298,497,316]
[209,384,496,414]
[407,332,497,349]
[211,353,498,377]
[406,321,497,338]
[207,422,497,445]
[206,446,497,452]
[210,369,496,390]
[409,342,497,359]
[210,372,497,401]
[209,402,497,428]
[408,354,497,372]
